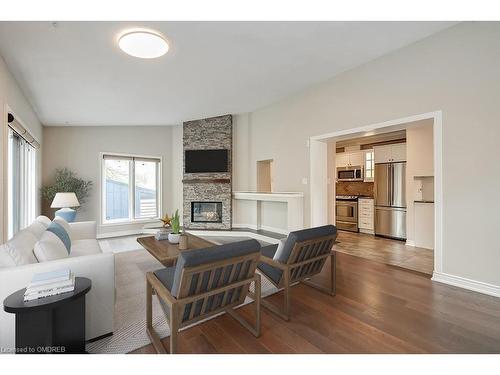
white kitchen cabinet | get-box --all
[348,151,363,166]
[415,202,434,249]
[336,151,363,168]
[391,143,407,162]
[374,143,406,163]
[335,153,349,168]
[358,198,374,234]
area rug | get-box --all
[86,247,278,354]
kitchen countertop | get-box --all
[414,200,434,203]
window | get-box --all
[102,154,161,223]
[7,128,37,239]
[364,150,375,181]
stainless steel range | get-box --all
[335,195,358,232]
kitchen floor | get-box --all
[334,231,434,275]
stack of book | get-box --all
[24,269,75,302]
[155,228,169,240]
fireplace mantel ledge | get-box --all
[232,191,304,233]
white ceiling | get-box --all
[0,22,456,126]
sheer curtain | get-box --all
[8,128,36,239]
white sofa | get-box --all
[0,217,115,351]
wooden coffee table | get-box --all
[137,232,215,267]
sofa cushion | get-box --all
[0,244,16,268]
[5,230,38,265]
[25,222,47,239]
[33,231,69,262]
[53,216,73,241]
[171,239,260,298]
[36,215,52,228]
[69,239,102,258]
[46,221,71,253]
[275,225,337,263]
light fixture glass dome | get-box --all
[118,31,169,59]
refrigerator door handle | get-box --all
[388,163,393,206]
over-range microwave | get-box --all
[336,166,364,181]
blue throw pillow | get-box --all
[46,222,71,254]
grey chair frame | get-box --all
[146,251,261,354]
[259,233,337,321]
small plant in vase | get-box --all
[168,209,181,244]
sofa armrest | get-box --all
[70,221,97,240]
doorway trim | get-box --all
[309,111,443,274]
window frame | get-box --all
[100,152,162,226]
[364,149,375,182]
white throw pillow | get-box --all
[5,230,39,265]
[25,222,47,239]
[0,244,16,268]
[273,238,288,261]
[53,216,73,241]
[33,231,70,262]
[36,215,52,228]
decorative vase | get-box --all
[179,234,188,250]
[55,207,77,222]
[168,233,181,244]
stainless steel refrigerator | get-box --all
[374,162,407,240]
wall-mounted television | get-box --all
[185,149,229,173]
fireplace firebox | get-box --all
[191,202,223,223]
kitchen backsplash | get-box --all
[336,181,374,197]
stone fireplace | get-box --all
[182,114,232,230]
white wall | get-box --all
[406,120,434,245]
[0,55,43,243]
[42,126,176,236]
[232,22,500,289]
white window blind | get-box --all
[8,128,36,238]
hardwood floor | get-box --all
[335,231,434,275]
[131,252,500,354]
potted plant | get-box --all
[168,209,181,244]
[41,168,92,217]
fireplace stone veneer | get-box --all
[183,114,232,230]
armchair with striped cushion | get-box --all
[258,225,338,321]
[146,239,262,353]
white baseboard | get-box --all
[406,240,415,247]
[432,272,500,298]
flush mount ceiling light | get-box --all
[118,31,169,59]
